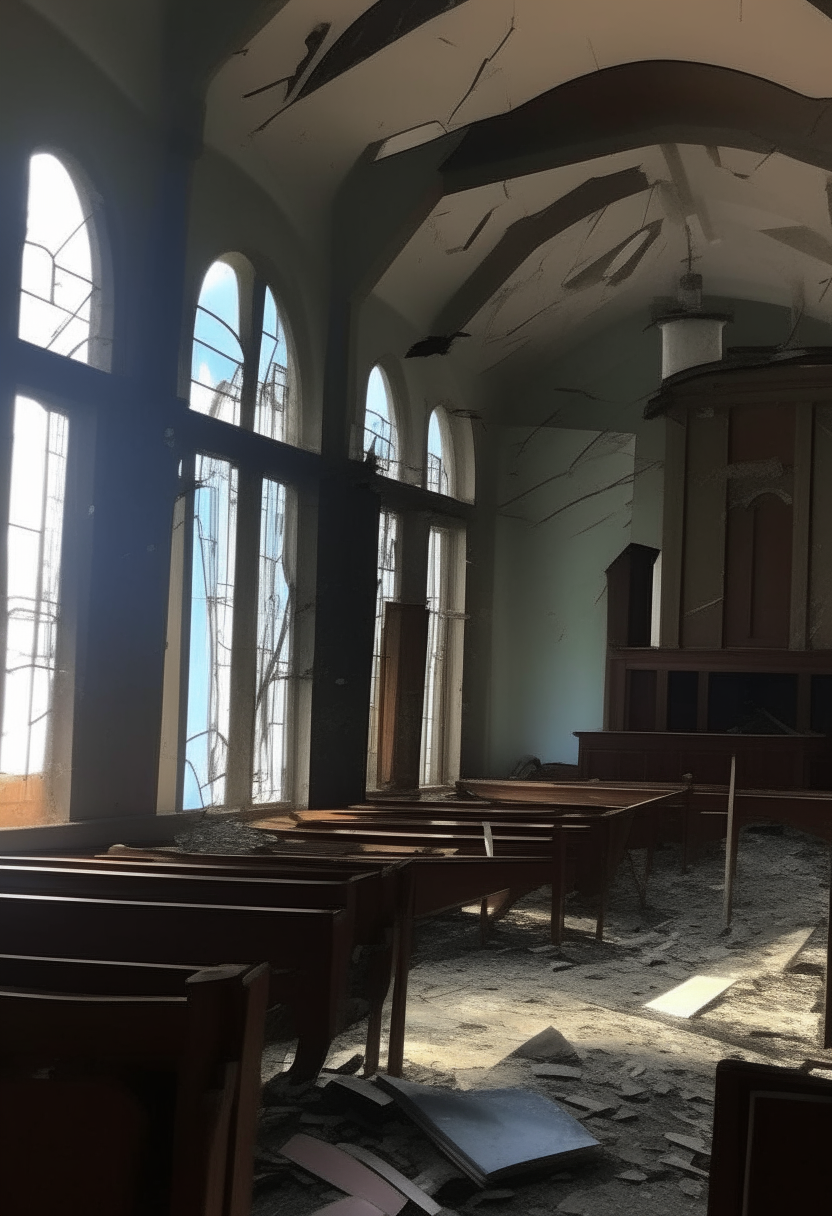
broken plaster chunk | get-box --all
[612,1107,639,1122]
[628,1064,646,1078]
[664,1132,710,1156]
[653,1082,672,1096]
[679,1178,704,1198]
[550,960,574,972]
[555,1093,618,1116]
[531,1064,582,1080]
[616,1170,648,1183]
[617,1082,648,1099]
[659,1155,710,1179]
[680,1088,714,1104]
[529,944,558,954]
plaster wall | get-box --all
[489,426,635,771]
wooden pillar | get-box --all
[377,602,429,790]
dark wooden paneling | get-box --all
[723,405,795,649]
[576,730,831,789]
[625,670,657,732]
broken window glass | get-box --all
[420,526,448,786]
[253,478,293,803]
[183,455,237,809]
[19,154,95,362]
[255,288,291,442]
[426,409,452,496]
[1,397,68,783]
[190,261,243,426]
[363,366,399,478]
[366,508,400,788]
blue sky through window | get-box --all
[363,366,397,477]
[190,261,243,425]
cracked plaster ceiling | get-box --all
[25,0,832,380]
[206,0,832,376]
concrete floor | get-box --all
[228,825,830,1215]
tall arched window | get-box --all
[363,365,399,479]
[19,153,97,364]
[426,408,454,496]
[160,257,301,812]
[190,260,299,443]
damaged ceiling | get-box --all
[203,0,832,381]
[29,0,832,383]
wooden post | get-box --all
[723,754,737,930]
[386,869,415,1077]
[479,821,494,943]
[377,603,430,790]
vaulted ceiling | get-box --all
[26,0,832,380]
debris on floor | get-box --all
[253,826,831,1215]
[375,1073,600,1185]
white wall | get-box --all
[489,426,636,771]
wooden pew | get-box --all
[450,777,690,865]
[0,891,349,1081]
[0,960,268,1216]
[708,1058,832,1214]
[78,845,571,1076]
[0,855,397,1078]
[280,805,636,939]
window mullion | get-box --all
[225,466,261,807]
[0,389,14,757]
[239,280,265,433]
[174,453,196,812]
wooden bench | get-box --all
[0,854,399,1076]
[280,805,636,939]
[0,889,349,1081]
[451,777,690,866]
[85,845,568,1076]
[0,959,268,1216]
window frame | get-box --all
[362,363,401,480]
[158,254,305,813]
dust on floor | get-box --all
[250,826,830,1216]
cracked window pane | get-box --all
[363,366,398,478]
[1,397,68,780]
[255,288,291,442]
[190,261,243,426]
[366,508,400,789]
[19,154,94,363]
[253,478,293,803]
[184,455,237,809]
[427,409,451,495]
[420,526,448,786]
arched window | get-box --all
[363,365,399,478]
[19,153,97,363]
[161,258,301,812]
[426,408,453,496]
[190,260,244,426]
[190,261,299,442]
